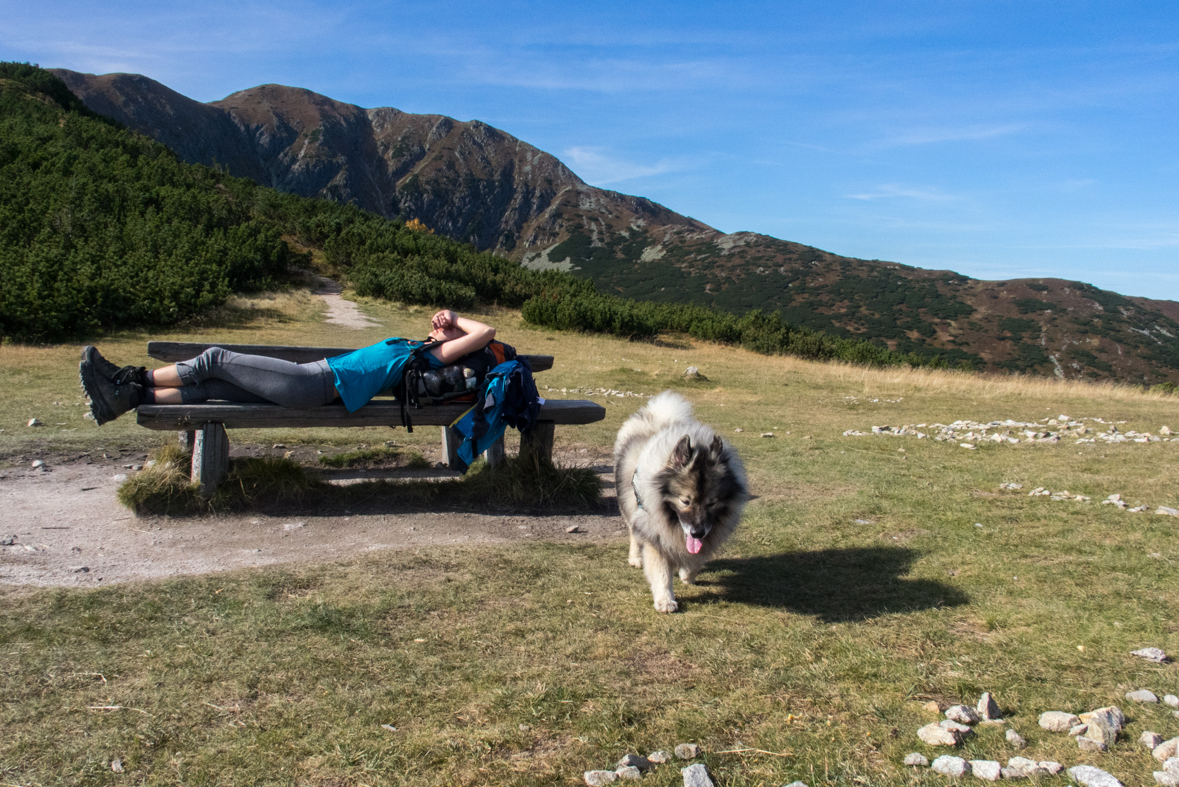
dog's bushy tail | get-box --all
[643,390,694,430]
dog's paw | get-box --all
[653,596,679,614]
[679,568,698,584]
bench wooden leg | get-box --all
[441,425,462,469]
[519,422,555,463]
[191,423,229,497]
[484,436,505,468]
[178,429,196,455]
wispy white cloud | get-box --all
[871,123,1027,148]
[846,183,960,202]
[562,146,685,186]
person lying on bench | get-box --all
[79,310,495,425]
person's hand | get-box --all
[431,310,456,330]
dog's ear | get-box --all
[709,435,724,458]
[670,435,693,469]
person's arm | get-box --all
[428,311,496,364]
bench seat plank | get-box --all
[137,399,604,431]
[147,341,554,372]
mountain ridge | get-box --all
[49,68,1179,384]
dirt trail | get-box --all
[0,452,621,588]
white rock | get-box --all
[1039,710,1081,731]
[978,692,1002,721]
[903,752,929,766]
[674,743,700,759]
[918,722,961,746]
[1164,695,1179,708]
[1005,729,1027,748]
[616,754,651,772]
[1039,761,1064,775]
[1155,738,1179,762]
[1144,732,1166,750]
[1131,647,1170,663]
[1070,723,1088,736]
[1068,764,1124,787]
[945,704,979,724]
[1154,771,1179,786]
[1165,757,1179,775]
[680,763,714,787]
[970,760,1001,781]
[1129,689,1160,703]
[1078,736,1108,752]
[931,755,970,777]
[615,766,641,780]
[939,719,972,735]
[27,418,42,427]
[647,751,671,764]
[584,771,618,786]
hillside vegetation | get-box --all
[0,64,935,371]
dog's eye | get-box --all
[679,497,691,507]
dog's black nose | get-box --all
[690,528,707,539]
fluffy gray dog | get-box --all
[614,391,748,613]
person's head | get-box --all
[428,324,465,342]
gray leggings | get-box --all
[174,348,337,408]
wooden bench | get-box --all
[137,342,606,495]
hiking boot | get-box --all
[81,346,147,386]
[79,359,143,425]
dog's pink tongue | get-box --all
[686,535,703,554]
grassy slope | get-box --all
[2,291,1179,785]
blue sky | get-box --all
[5,1,1178,300]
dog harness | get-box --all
[632,470,646,510]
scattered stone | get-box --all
[111,759,124,773]
[1004,758,1051,777]
[27,418,42,427]
[781,783,809,787]
[1163,426,1173,436]
[681,763,714,787]
[1078,736,1109,752]
[760,432,775,438]
[1165,695,1179,709]
[970,760,1001,781]
[647,751,671,764]
[1039,711,1081,731]
[945,704,979,724]
[0,536,15,546]
[939,719,972,736]
[518,724,530,731]
[1155,738,1179,762]
[682,367,705,380]
[1155,771,1179,786]
[31,459,44,468]
[70,566,90,573]
[918,722,962,746]
[1079,706,1125,748]
[1165,758,1179,775]
[1039,761,1064,775]
[616,754,650,772]
[930,755,970,777]
[978,692,1002,721]
[566,525,581,533]
[733,428,743,433]
[674,743,700,760]
[112,474,127,482]
[1144,733,1166,750]
[1129,689,1160,703]
[903,752,929,767]
[1068,764,1124,787]
[923,701,941,713]
[615,766,641,780]
[1158,507,1179,517]
[282,522,305,531]
[1005,729,1027,748]
[584,770,618,786]
[1132,647,1170,663]
[960,443,976,449]
[1070,724,1089,736]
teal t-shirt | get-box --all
[326,338,445,413]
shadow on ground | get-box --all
[697,547,968,622]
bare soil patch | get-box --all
[0,447,621,588]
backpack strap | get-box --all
[398,338,450,432]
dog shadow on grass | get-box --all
[698,547,967,622]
